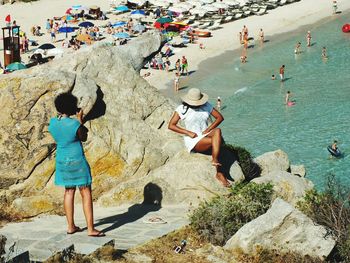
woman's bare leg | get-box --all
[194,130,229,187]
[64,188,77,233]
[79,186,103,236]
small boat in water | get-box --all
[327,146,342,158]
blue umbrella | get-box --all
[79,21,94,28]
[58,26,75,38]
[115,5,129,11]
[130,10,145,15]
[72,5,82,9]
[6,62,27,71]
[112,21,127,28]
[114,32,130,39]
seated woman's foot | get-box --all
[88,229,106,237]
[216,173,231,187]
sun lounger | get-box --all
[208,20,222,30]
[198,22,212,29]
[235,13,243,19]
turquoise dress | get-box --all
[48,117,92,188]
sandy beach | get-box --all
[0,0,349,85]
[140,0,350,91]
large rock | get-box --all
[290,164,306,177]
[252,171,313,205]
[0,31,242,217]
[224,198,336,260]
[254,150,290,176]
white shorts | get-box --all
[280,74,284,80]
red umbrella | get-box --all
[66,8,72,14]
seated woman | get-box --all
[168,88,231,187]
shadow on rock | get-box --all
[84,87,106,122]
[95,183,162,233]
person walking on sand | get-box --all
[174,72,180,92]
[333,0,338,14]
[168,88,230,187]
[238,32,242,44]
[279,65,285,81]
[242,25,248,38]
[50,27,56,42]
[306,31,312,47]
[259,28,264,44]
[181,56,189,76]
[48,93,105,237]
[175,59,181,74]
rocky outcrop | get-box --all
[252,171,313,205]
[290,164,306,177]
[0,32,242,217]
[254,149,290,176]
[224,198,336,260]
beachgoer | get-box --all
[181,56,189,76]
[333,0,338,14]
[294,42,301,54]
[306,31,312,47]
[243,34,248,49]
[156,54,164,70]
[331,140,338,151]
[259,28,264,43]
[242,25,248,38]
[46,19,51,33]
[48,93,105,237]
[199,43,205,49]
[127,18,133,34]
[50,27,56,42]
[279,65,285,81]
[271,74,276,80]
[168,88,230,187]
[175,59,181,73]
[285,90,295,106]
[174,72,180,92]
[239,32,242,44]
[322,47,328,59]
[216,97,221,111]
[155,7,161,18]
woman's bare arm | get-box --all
[203,108,224,134]
[168,112,197,138]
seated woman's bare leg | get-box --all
[205,128,222,166]
[216,171,230,187]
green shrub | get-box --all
[223,144,261,181]
[297,175,350,262]
[190,182,274,246]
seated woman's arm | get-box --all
[168,112,197,138]
[203,108,224,134]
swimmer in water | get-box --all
[285,91,295,106]
[271,74,276,80]
[217,96,221,111]
[331,140,338,151]
[322,47,328,59]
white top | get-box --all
[176,102,213,152]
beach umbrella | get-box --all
[114,32,130,38]
[200,0,214,4]
[38,43,56,50]
[79,21,94,28]
[6,62,27,71]
[58,26,75,38]
[156,17,173,24]
[130,10,146,18]
[115,5,129,11]
[70,9,81,15]
[133,24,146,32]
[66,8,72,14]
[72,5,82,9]
[112,21,127,28]
[76,34,93,43]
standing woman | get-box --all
[168,88,230,187]
[48,93,104,237]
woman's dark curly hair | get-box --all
[54,92,79,116]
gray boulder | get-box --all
[224,198,336,260]
[290,164,306,177]
[252,171,313,205]
[254,149,290,176]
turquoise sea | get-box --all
[182,12,350,189]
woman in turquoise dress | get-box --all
[49,92,104,237]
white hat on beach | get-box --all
[181,88,208,106]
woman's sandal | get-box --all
[88,231,106,237]
[67,226,83,235]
